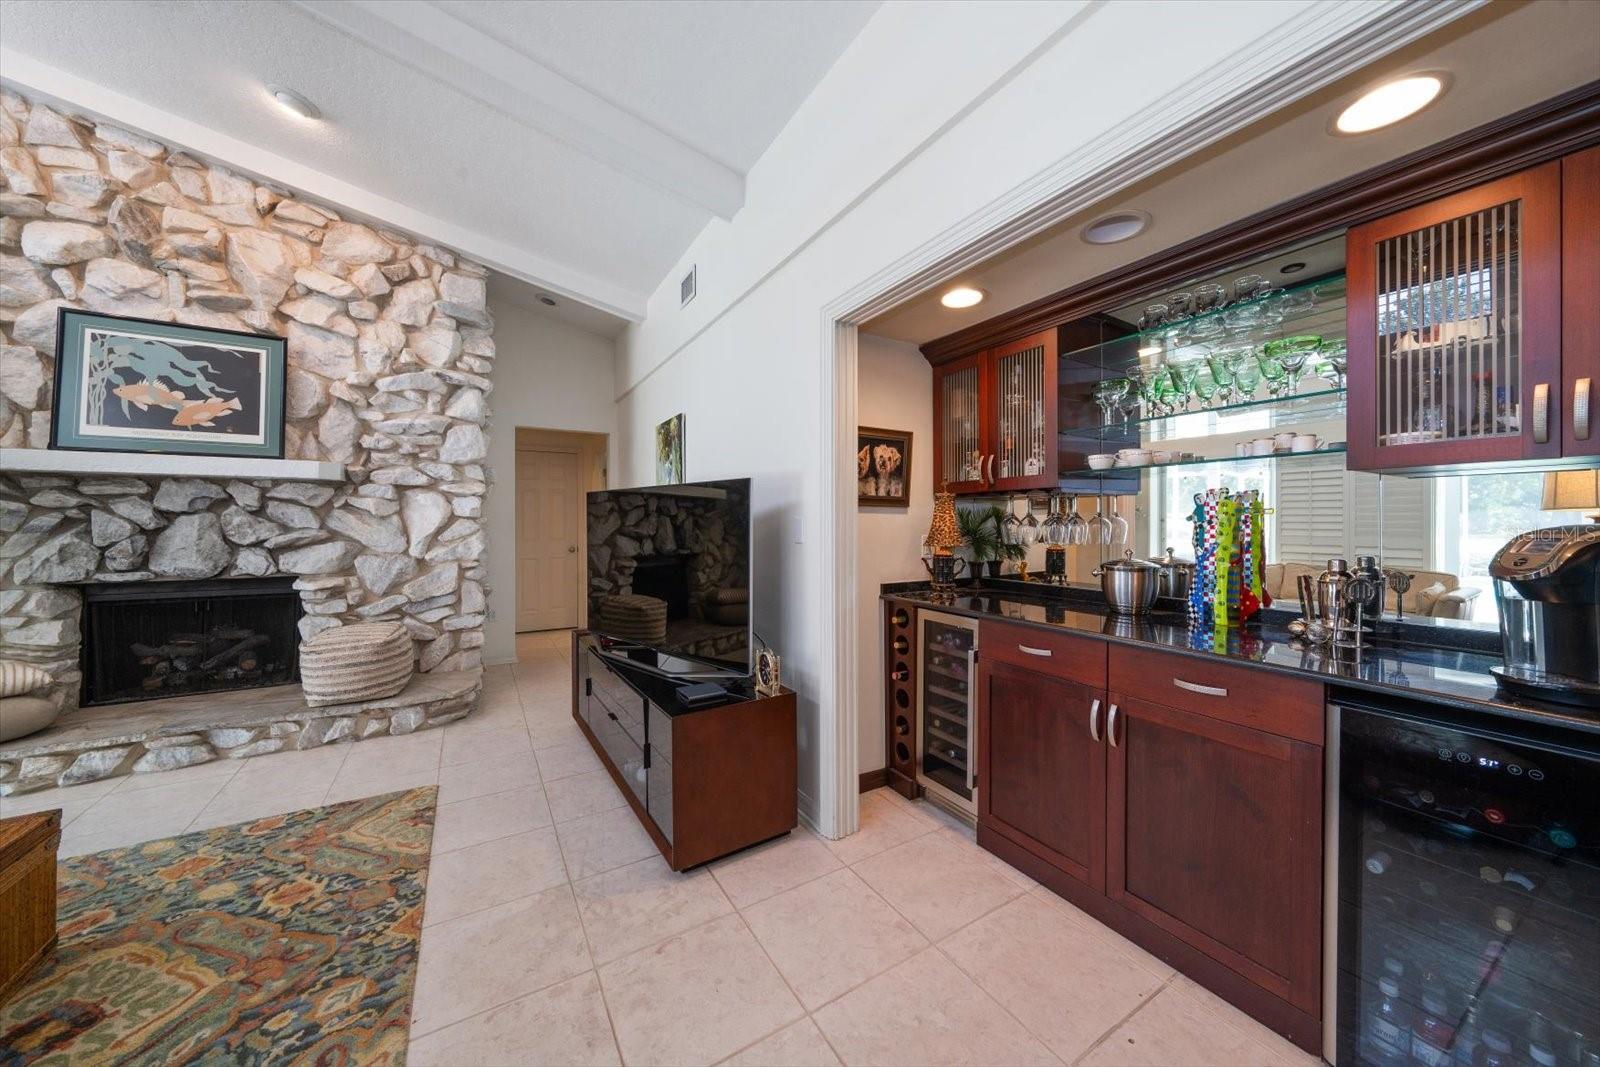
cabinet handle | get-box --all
[1018,645,1053,657]
[1173,678,1228,697]
[1089,698,1101,742]
[1107,703,1120,748]
[985,454,995,484]
[1533,383,1550,444]
[1576,377,1592,441]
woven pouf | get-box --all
[597,594,668,643]
[298,622,415,708]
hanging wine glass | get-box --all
[1002,495,1023,547]
[1109,496,1130,545]
[1019,493,1041,546]
[1089,496,1114,546]
[1064,494,1088,545]
[1042,494,1067,547]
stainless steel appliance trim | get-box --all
[1089,698,1102,742]
[1323,701,1341,1065]
[965,646,978,796]
[1019,644,1053,657]
[914,609,980,816]
[1533,381,1550,443]
[1173,678,1228,697]
[1107,703,1120,747]
[1576,376,1592,440]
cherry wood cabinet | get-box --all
[931,329,1058,494]
[1347,152,1599,472]
[979,658,1106,891]
[1104,694,1323,1016]
[1562,146,1599,459]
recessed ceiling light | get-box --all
[1081,210,1151,245]
[940,286,985,309]
[1333,74,1445,135]
[1280,262,1307,275]
[267,86,321,122]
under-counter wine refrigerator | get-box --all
[1327,698,1599,1066]
[916,610,978,816]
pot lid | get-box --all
[1101,549,1159,572]
[1151,546,1194,568]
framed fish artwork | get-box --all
[49,309,286,459]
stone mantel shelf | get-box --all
[1,449,346,484]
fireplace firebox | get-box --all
[79,577,302,707]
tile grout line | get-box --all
[1070,972,1184,1067]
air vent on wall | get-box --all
[680,265,697,308]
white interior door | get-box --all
[517,448,581,632]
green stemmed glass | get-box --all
[1257,349,1288,398]
[1191,363,1218,408]
[1205,348,1237,407]
[1165,356,1202,412]
[1264,335,1321,396]
[1319,341,1348,390]
[1230,348,1262,402]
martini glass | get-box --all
[1319,341,1349,390]
[1094,378,1127,427]
[1266,335,1321,395]
[1257,347,1288,398]
[1165,354,1202,412]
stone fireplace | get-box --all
[0,89,496,794]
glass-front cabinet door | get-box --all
[1347,162,1563,472]
[933,350,990,494]
[989,330,1060,492]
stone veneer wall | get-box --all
[0,89,495,712]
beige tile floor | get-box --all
[1,628,1319,1066]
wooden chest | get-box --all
[0,809,60,1001]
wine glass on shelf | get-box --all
[1206,347,1238,406]
[1122,365,1149,420]
[1089,496,1114,546]
[1257,347,1288,399]
[1094,378,1127,427]
[1230,347,1263,401]
[1165,355,1202,413]
[1266,335,1321,395]
[1319,340,1348,390]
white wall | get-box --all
[484,298,617,664]
[612,2,1442,829]
[856,333,934,774]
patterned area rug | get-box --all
[0,787,437,1066]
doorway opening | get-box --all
[515,428,608,635]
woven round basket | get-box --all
[299,621,415,708]
[597,594,668,643]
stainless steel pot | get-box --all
[1092,550,1161,615]
[1148,546,1195,602]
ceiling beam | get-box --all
[291,0,746,220]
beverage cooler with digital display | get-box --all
[1328,699,1600,1066]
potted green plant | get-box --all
[958,505,1024,579]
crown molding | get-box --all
[291,0,744,221]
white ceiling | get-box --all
[863,0,1600,345]
[0,0,878,324]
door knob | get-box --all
[568,546,577,553]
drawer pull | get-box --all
[1173,678,1228,697]
[1107,703,1120,748]
[1018,645,1053,657]
[1089,698,1101,742]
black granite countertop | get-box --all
[881,579,1600,737]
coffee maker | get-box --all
[1489,524,1600,706]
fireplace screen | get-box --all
[80,577,302,706]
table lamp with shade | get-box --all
[921,485,967,598]
[1542,470,1600,523]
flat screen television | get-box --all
[586,478,751,676]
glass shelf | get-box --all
[1060,274,1348,375]
[1060,387,1347,443]
[1059,444,1347,480]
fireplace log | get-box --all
[199,634,268,671]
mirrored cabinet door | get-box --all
[1348,162,1563,471]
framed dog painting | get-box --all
[858,427,912,508]
[50,309,286,459]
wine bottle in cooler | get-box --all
[1412,975,1456,1067]
[1364,976,1413,1066]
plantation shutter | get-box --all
[1274,455,1347,564]
[1354,472,1431,568]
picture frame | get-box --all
[50,308,286,459]
[655,413,685,484]
[858,426,912,508]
